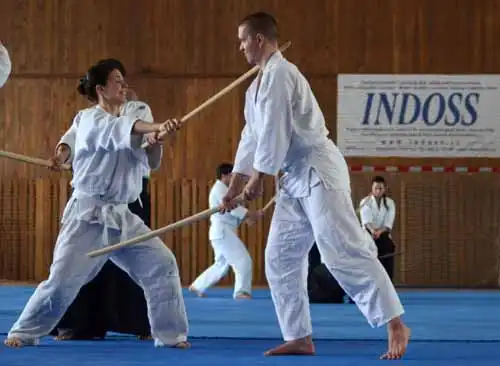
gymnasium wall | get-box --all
[0,0,499,287]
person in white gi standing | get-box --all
[0,41,12,88]
[49,72,156,340]
[359,176,397,280]
[4,59,190,349]
[189,163,263,299]
[221,12,410,360]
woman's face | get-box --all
[371,182,386,197]
[99,69,128,105]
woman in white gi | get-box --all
[189,163,263,299]
[0,41,12,88]
[221,12,410,360]
[4,59,189,349]
[49,62,156,341]
[359,176,397,280]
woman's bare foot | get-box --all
[188,286,206,297]
[4,337,25,348]
[235,292,252,300]
[173,341,191,349]
[264,336,315,356]
[380,318,411,360]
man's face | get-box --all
[238,24,261,65]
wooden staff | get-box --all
[0,150,71,170]
[261,196,276,212]
[141,41,292,149]
[87,196,276,258]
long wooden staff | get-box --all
[87,196,276,258]
[0,150,71,170]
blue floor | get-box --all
[0,286,499,365]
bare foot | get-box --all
[188,286,206,297]
[173,341,191,349]
[4,337,24,348]
[264,336,315,356]
[235,293,252,300]
[380,319,411,360]
[137,335,153,340]
[54,335,73,341]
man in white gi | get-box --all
[221,12,410,360]
[4,59,189,349]
[189,163,263,299]
[0,41,12,88]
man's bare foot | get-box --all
[4,337,24,348]
[235,292,252,300]
[380,318,411,360]
[173,341,191,349]
[137,335,153,340]
[264,336,315,356]
[188,286,206,297]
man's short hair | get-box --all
[240,12,278,41]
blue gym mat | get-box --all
[0,286,499,365]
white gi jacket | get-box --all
[232,51,351,197]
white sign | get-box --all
[337,74,500,157]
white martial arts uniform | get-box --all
[190,180,252,297]
[0,42,12,88]
[359,195,396,231]
[57,101,153,169]
[8,106,188,347]
[232,51,404,341]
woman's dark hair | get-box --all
[372,175,389,210]
[77,58,126,103]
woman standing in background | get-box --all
[359,176,397,280]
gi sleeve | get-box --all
[232,122,257,177]
[135,103,162,171]
[0,43,12,88]
[359,197,374,227]
[55,113,80,164]
[253,66,294,176]
[383,198,396,230]
[84,109,139,151]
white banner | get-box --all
[337,74,500,157]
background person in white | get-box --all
[189,163,263,299]
[359,176,397,280]
[0,41,12,88]
[221,12,410,360]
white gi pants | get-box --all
[7,196,188,347]
[265,183,404,341]
[191,227,252,297]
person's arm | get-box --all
[252,66,294,177]
[55,116,79,164]
[224,121,257,205]
[380,198,396,233]
[48,112,81,171]
[128,102,163,170]
[84,109,173,152]
[359,198,376,234]
[243,66,295,200]
[0,42,12,88]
